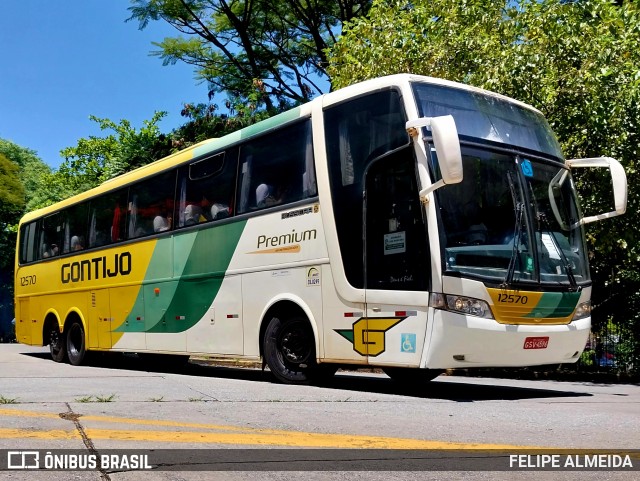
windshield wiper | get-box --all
[536,211,579,291]
[502,171,525,289]
[526,180,580,291]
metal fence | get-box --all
[577,328,638,375]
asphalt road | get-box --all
[0,344,638,481]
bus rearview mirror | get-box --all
[429,115,463,185]
[566,157,627,224]
[407,115,463,201]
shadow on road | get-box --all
[22,350,593,402]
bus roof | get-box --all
[321,73,542,115]
[19,74,541,224]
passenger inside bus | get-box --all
[70,236,84,251]
[42,244,58,258]
[153,214,171,232]
[210,202,230,220]
[184,204,206,225]
[256,183,284,208]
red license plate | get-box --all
[523,336,549,349]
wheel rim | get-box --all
[68,324,83,359]
[277,320,312,367]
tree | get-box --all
[0,154,25,268]
[329,0,640,370]
[0,141,50,340]
[0,153,25,341]
[328,0,510,89]
[127,0,371,110]
[57,111,171,194]
[0,139,52,211]
[170,100,271,149]
[0,140,49,337]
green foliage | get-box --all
[170,100,271,149]
[0,154,25,272]
[56,112,171,195]
[330,0,640,370]
[0,140,49,332]
[0,154,25,224]
[329,0,510,88]
[127,0,371,110]
[94,394,117,402]
[0,139,51,212]
[579,349,595,367]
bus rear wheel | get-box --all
[263,315,318,384]
[49,327,66,363]
[66,321,87,366]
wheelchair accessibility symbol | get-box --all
[521,159,534,178]
[401,333,416,353]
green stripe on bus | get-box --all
[239,107,301,139]
[190,107,302,159]
[115,220,247,333]
[524,291,580,319]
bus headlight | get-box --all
[572,301,591,321]
[430,293,494,319]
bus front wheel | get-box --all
[263,315,317,384]
[66,321,87,366]
[49,327,66,363]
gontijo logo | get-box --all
[335,317,406,356]
[61,252,132,284]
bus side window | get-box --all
[176,149,237,228]
[127,171,176,239]
[61,203,89,254]
[40,212,64,259]
[236,120,315,214]
[19,222,37,264]
[88,188,128,248]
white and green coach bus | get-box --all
[15,74,627,383]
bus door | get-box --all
[363,147,431,365]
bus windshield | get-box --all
[412,82,563,159]
[411,81,588,287]
[434,146,589,286]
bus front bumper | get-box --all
[423,310,591,369]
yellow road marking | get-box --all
[1,408,291,434]
[0,427,530,449]
[0,408,60,419]
[0,429,78,440]
[84,429,533,449]
[0,407,545,450]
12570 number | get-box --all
[497,293,528,304]
[20,275,36,286]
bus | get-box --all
[14,74,627,384]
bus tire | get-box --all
[49,326,66,363]
[263,314,317,384]
[382,367,443,384]
[66,321,87,366]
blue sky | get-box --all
[0,1,207,168]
